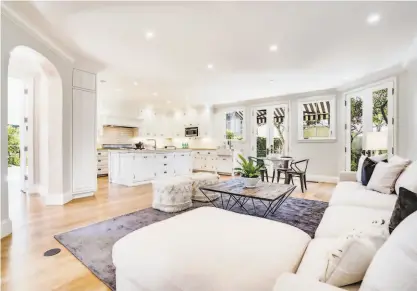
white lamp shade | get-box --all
[365,131,388,150]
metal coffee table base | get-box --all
[199,188,294,218]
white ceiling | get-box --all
[15,1,417,106]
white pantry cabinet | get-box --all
[72,88,97,194]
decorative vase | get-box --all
[242,177,260,188]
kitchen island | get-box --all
[109,149,193,186]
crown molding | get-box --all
[1,3,75,63]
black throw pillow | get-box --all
[361,157,387,186]
[389,187,417,234]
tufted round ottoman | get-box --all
[190,172,220,202]
[152,177,194,212]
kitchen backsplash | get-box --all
[98,126,137,145]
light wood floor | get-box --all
[1,176,335,291]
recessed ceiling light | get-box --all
[269,44,278,52]
[367,13,381,25]
[166,100,172,104]
[145,31,154,39]
[153,92,158,96]
[133,81,138,86]
[207,64,214,69]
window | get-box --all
[298,96,336,141]
[225,110,244,140]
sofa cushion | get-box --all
[113,207,311,291]
[356,154,388,183]
[395,160,417,194]
[298,223,388,288]
[389,187,417,233]
[361,157,386,186]
[360,211,417,291]
[330,182,397,211]
[323,222,388,287]
[366,162,407,194]
[315,206,392,238]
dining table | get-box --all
[257,156,294,184]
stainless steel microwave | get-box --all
[185,127,199,137]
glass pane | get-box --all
[272,107,286,154]
[350,96,363,171]
[256,109,268,157]
[225,111,243,140]
[371,88,388,155]
[302,101,331,139]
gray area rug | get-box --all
[55,197,328,290]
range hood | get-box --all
[100,115,142,128]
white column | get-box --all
[1,51,12,238]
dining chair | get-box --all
[248,156,269,182]
[275,156,293,184]
[287,159,309,193]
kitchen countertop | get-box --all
[108,149,193,154]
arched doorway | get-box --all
[1,45,64,237]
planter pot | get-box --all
[242,177,260,188]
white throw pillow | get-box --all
[366,162,406,194]
[356,155,367,183]
[324,220,389,287]
[360,211,417,291]
[356,154,387,183]
[389,155,411,166]
[395,160,417,194]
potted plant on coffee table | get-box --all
[234,154,263,188]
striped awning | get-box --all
[257,108,286,125]
[226,111,244,121]
[303,101,330,122]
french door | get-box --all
[251,104,289,158]
[345,80,395,171]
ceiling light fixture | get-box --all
[153,92,158,96]
[145,31,154,39]
[367,13,381,25]
[133,81,138,86]
[207,63,214,69]
[269,44,278,52]
[167,100,172,104]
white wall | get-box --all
[397,59,417,160]
[213,89,343,181]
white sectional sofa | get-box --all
[113,160,417,291]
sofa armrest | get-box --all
[273,273,345,291]
[339,171,357,182]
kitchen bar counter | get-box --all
[108,149,193,154]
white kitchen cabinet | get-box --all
[192,150,217,172]
[72,88,97,194]
[73,69,96,91]
[134,154,155,182]
[217,156,233,174]
[155,153,175,178]
[174,152,192,176]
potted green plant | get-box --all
[234,154,263,188]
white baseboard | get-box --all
[1,219,12,239]
[72,192,95,199]
[41,192,73,205]
[307,175,338,184]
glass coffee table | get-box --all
[199,179,296,217]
